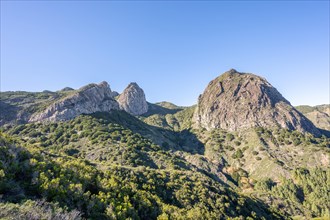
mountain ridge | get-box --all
[0,69,329,219]
[29,81,119,122]
[2,69,327,136]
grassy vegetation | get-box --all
[295,104,330,115]
[142,105,196,131]
[252,168,330,218]
[0,91,329,219]
[0,122,284,219]
[295,105,317,114]
[0,90,75,125]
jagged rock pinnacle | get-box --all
[117,82,148,116]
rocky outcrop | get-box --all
[117,83,148,116]
[29,81,119,122]
[60,87,74,92]
[193,69,321,136]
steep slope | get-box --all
[117,82,148,115]
[29,81,119,122]
[296,104,330,115]
[142,105,196,131]
[0,114,285,219]
[1,90,81,126]
[193,69,320,136]
[1,73,329,219]
[296,105,330,131]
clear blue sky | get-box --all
[1,1,329,106]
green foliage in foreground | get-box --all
[1,111,329,219]
[254,168,330,218]
[0,200,82,220]
[3,113,191,170]
[0,129,283,219]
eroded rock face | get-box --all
[29,81,119,122]
[193,69,321,136]
[117,83,148,116]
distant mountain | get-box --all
[0,69,329,219]
[155,101,183,110]
[0,81,147,125]
[296,105,330,131]
[193,69,321,136]
[0,90,72,125]
[29,81,119,122]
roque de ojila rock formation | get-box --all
[193,69,321,136]
[117,82,148,116]
[29,81,119,122]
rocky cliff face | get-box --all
[29,81,119,122]
[117,83,148,116]
[193,69,321,136]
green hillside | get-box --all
[0,112,286,219]
[0,90,329,219]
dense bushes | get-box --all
[1,114,329,219]
[0,200,82,220]
[254,168,330,218]
[255,127,329,148]
[0,119,284,219]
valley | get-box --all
[0,70,329,219]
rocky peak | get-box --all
[60,87,74,92]
[193,69,321,136]
[117,82,148,116]
[227,68,239,74]
[98,81,109,87]
[29,81,119,122]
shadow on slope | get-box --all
[90,110,205,155]
[319,128,330,138]
[142,102,183,117]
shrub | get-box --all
[226,134,235,141]
[259,147,265,151]
[254,178,275,191]
[252,151,259,155]
[234,141,241,146]
[232,149,244,159]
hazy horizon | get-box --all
[1,1,329,106]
